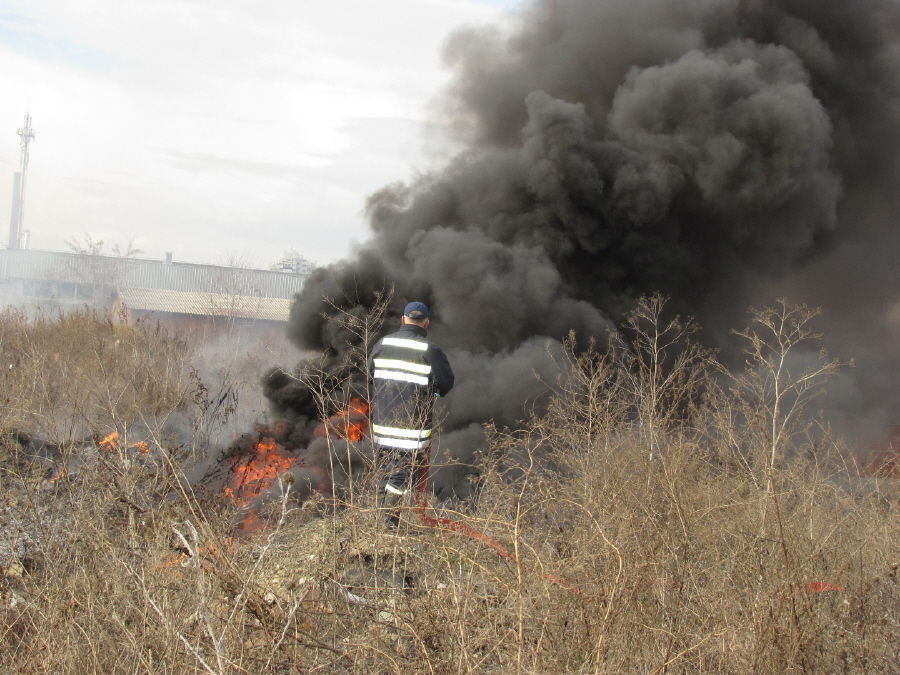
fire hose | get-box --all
[409,456,842,596]
[411,450,580,593]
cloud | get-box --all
[0,0,504,265]
[163,150,328,179]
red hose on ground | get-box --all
[412,450,580,592]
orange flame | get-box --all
[130,441,151,454]
[99,430,120,450]
[237,510,268,534]
[314,397,370,442]
[224,398,370,533]
[98,431,152,454]
[225,434,298,505]
[348,397,369,416]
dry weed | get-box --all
[0,301,896,673]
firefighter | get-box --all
[368,301,454,507]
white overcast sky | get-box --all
[0,0,518,268]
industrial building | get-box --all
[3,113,310,329]
[0,248,308,327]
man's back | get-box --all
[369,322,454,450]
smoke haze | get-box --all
[271,0,900,478]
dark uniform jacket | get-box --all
[368,324,454,452]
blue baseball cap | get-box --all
[403,301,429,319]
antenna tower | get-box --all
[8,113,36,250]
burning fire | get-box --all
[225,431,298,505]
[98,430,152,454]
[220,399,372,534]
[99,431,119,450]
[315,397,370,442]
[218,399,579,591]
[223,398,371,511]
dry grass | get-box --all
[0,309,190,443]
[0,301,897,673]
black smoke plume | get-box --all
[267,0,900,491]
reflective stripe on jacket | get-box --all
[368,324,454,451]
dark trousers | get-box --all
[379,446,428,494]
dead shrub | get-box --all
[0,299,897,673]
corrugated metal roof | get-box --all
[0,249,306,298]
[119,288,292,322]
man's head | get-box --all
[401,301,430,328]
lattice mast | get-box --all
[8,113,36,249]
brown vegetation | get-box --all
[0,300,897,673]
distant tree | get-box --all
[65,233,105,256]
[65,233,144,258]
[271,250,315,275]
[111,240,144,258]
